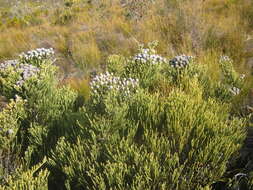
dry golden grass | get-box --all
[63,77,90,100]
[0,0,252,79]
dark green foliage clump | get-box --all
[51,89,245,190]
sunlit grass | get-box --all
[0,0,252,84]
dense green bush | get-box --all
[50,45,246,189]
[0,48,77,188]
[0,44,249,189]
[51,88,245,189]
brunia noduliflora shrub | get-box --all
[164,53,246,102]
[0,47,78,189]
[50,87,245,190]
[89,71,139,114]
[90,72,139,99]
[169,54,195,69]
[0,60,40,89]
[164,54,195,84]
[0,44,248,189]
[218,55,245,97]
[124,42,166,90]
[19,48,54,66]
[49,44,247,190]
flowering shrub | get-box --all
[0,44,249,190]
[51,89,245,190]
[19,48,54,66]
[229,86,241,96]
[219,55,232,63]
[0,47,78,189]
[90,72,139,101]
[0,48,54,94]
[133,48,167,65]
[124,44,166,89]
[219,55,245,97]
[219,55,243,86]
[163,55,196,88]
[0,60,19,68]
[0,60,40,87]
[169,55,195,69]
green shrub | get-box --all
[0,48,78,188]
[49,45,247,189]
[0,98,26,184]
[0,44,248,189]
[0,90,49,189]
[0,156,49,190]
[124,43,166,90]
[50,86,245,189]
[106,54,126,75]
[0,98,25,150]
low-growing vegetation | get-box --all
[0,43,251,189]
[0,0,253,74]
[1,0,253,189]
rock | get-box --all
[0,96,8,111]
[245,57,253,69]
[244,38,253,55]
[80,25,89,32]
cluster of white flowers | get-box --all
[0,60,40,87]
[229,87,240,96]
[133,48,167,65]
[169,55,194,69]
[240,74,246,80]
[90,72,139,98]
[0,60,19,69]
[16,64,40,86]
[19,48,54,64]
[6,129,14,136]
[219,55,233,64]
